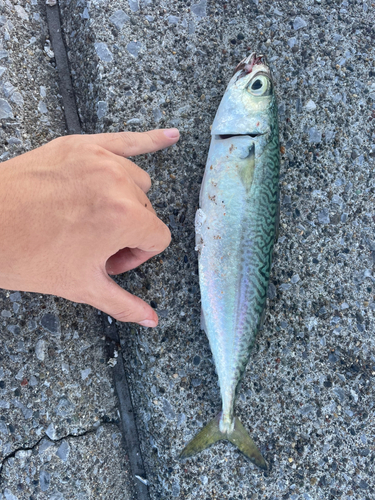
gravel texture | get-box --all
[2,0,375,499]
[0,0,65,159]
[59,0,375,498]
[0,2,136,498]
[0,291,136,499]
[1,423,133,499]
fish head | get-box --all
[211,53,277,139]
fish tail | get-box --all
[179,412,268,470]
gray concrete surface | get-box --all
[0,0,65,156]
[0,2,136,498]
[1,0,375,499]
[1,423,132,499]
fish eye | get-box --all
[247,75,272,97]
[252,79,263,90]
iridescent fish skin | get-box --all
[181,54,280,469]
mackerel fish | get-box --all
[180,54,280,470]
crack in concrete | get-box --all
[102,314,151,500]
[45,1,81,134]
[41,4,149,499]
[0,421,117,482]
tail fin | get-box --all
[180,412,268,471]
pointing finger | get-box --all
[80,128,180,158]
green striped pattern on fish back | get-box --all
[230,103,280,399]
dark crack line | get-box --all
[46,2,149,498]
[0,421,117,482]
[45,1,81,134]
[45,2,149,498]
[102,314,151,500]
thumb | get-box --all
[90,273,158,327]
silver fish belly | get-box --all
[180,53,280,470]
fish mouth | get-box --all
[215,133,266,140]
[233,52,270,79]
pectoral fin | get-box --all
[239,143,255,192]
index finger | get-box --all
[80,128,180,158]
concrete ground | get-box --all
[1,0,374,499]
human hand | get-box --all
[0,128,179,326]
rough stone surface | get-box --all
[0,424,132,498]
[0,0,65,159]
[58,0,375,498]
[2,0,375,499]
[0,288,134,497]
[0,2,136,498]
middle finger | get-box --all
[132,183,156,216]
[105,148,152,193]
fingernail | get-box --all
[139,319,157,328]
[163,128,179,139]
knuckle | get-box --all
[89,143,109,158]
[125,159,152,190]
[154,219,172,251]
[142,170,152,190]
[119,132,137,152]
[113,308,135,323]
[54,135,76,147]
[105,161,125,182]
[97,196,125,221]
[112,199,129,217]
[145,196,155,214]
[50,135,78,154]
[52,136,104,162]
[104,198,133,227]
[164,225,172,247]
